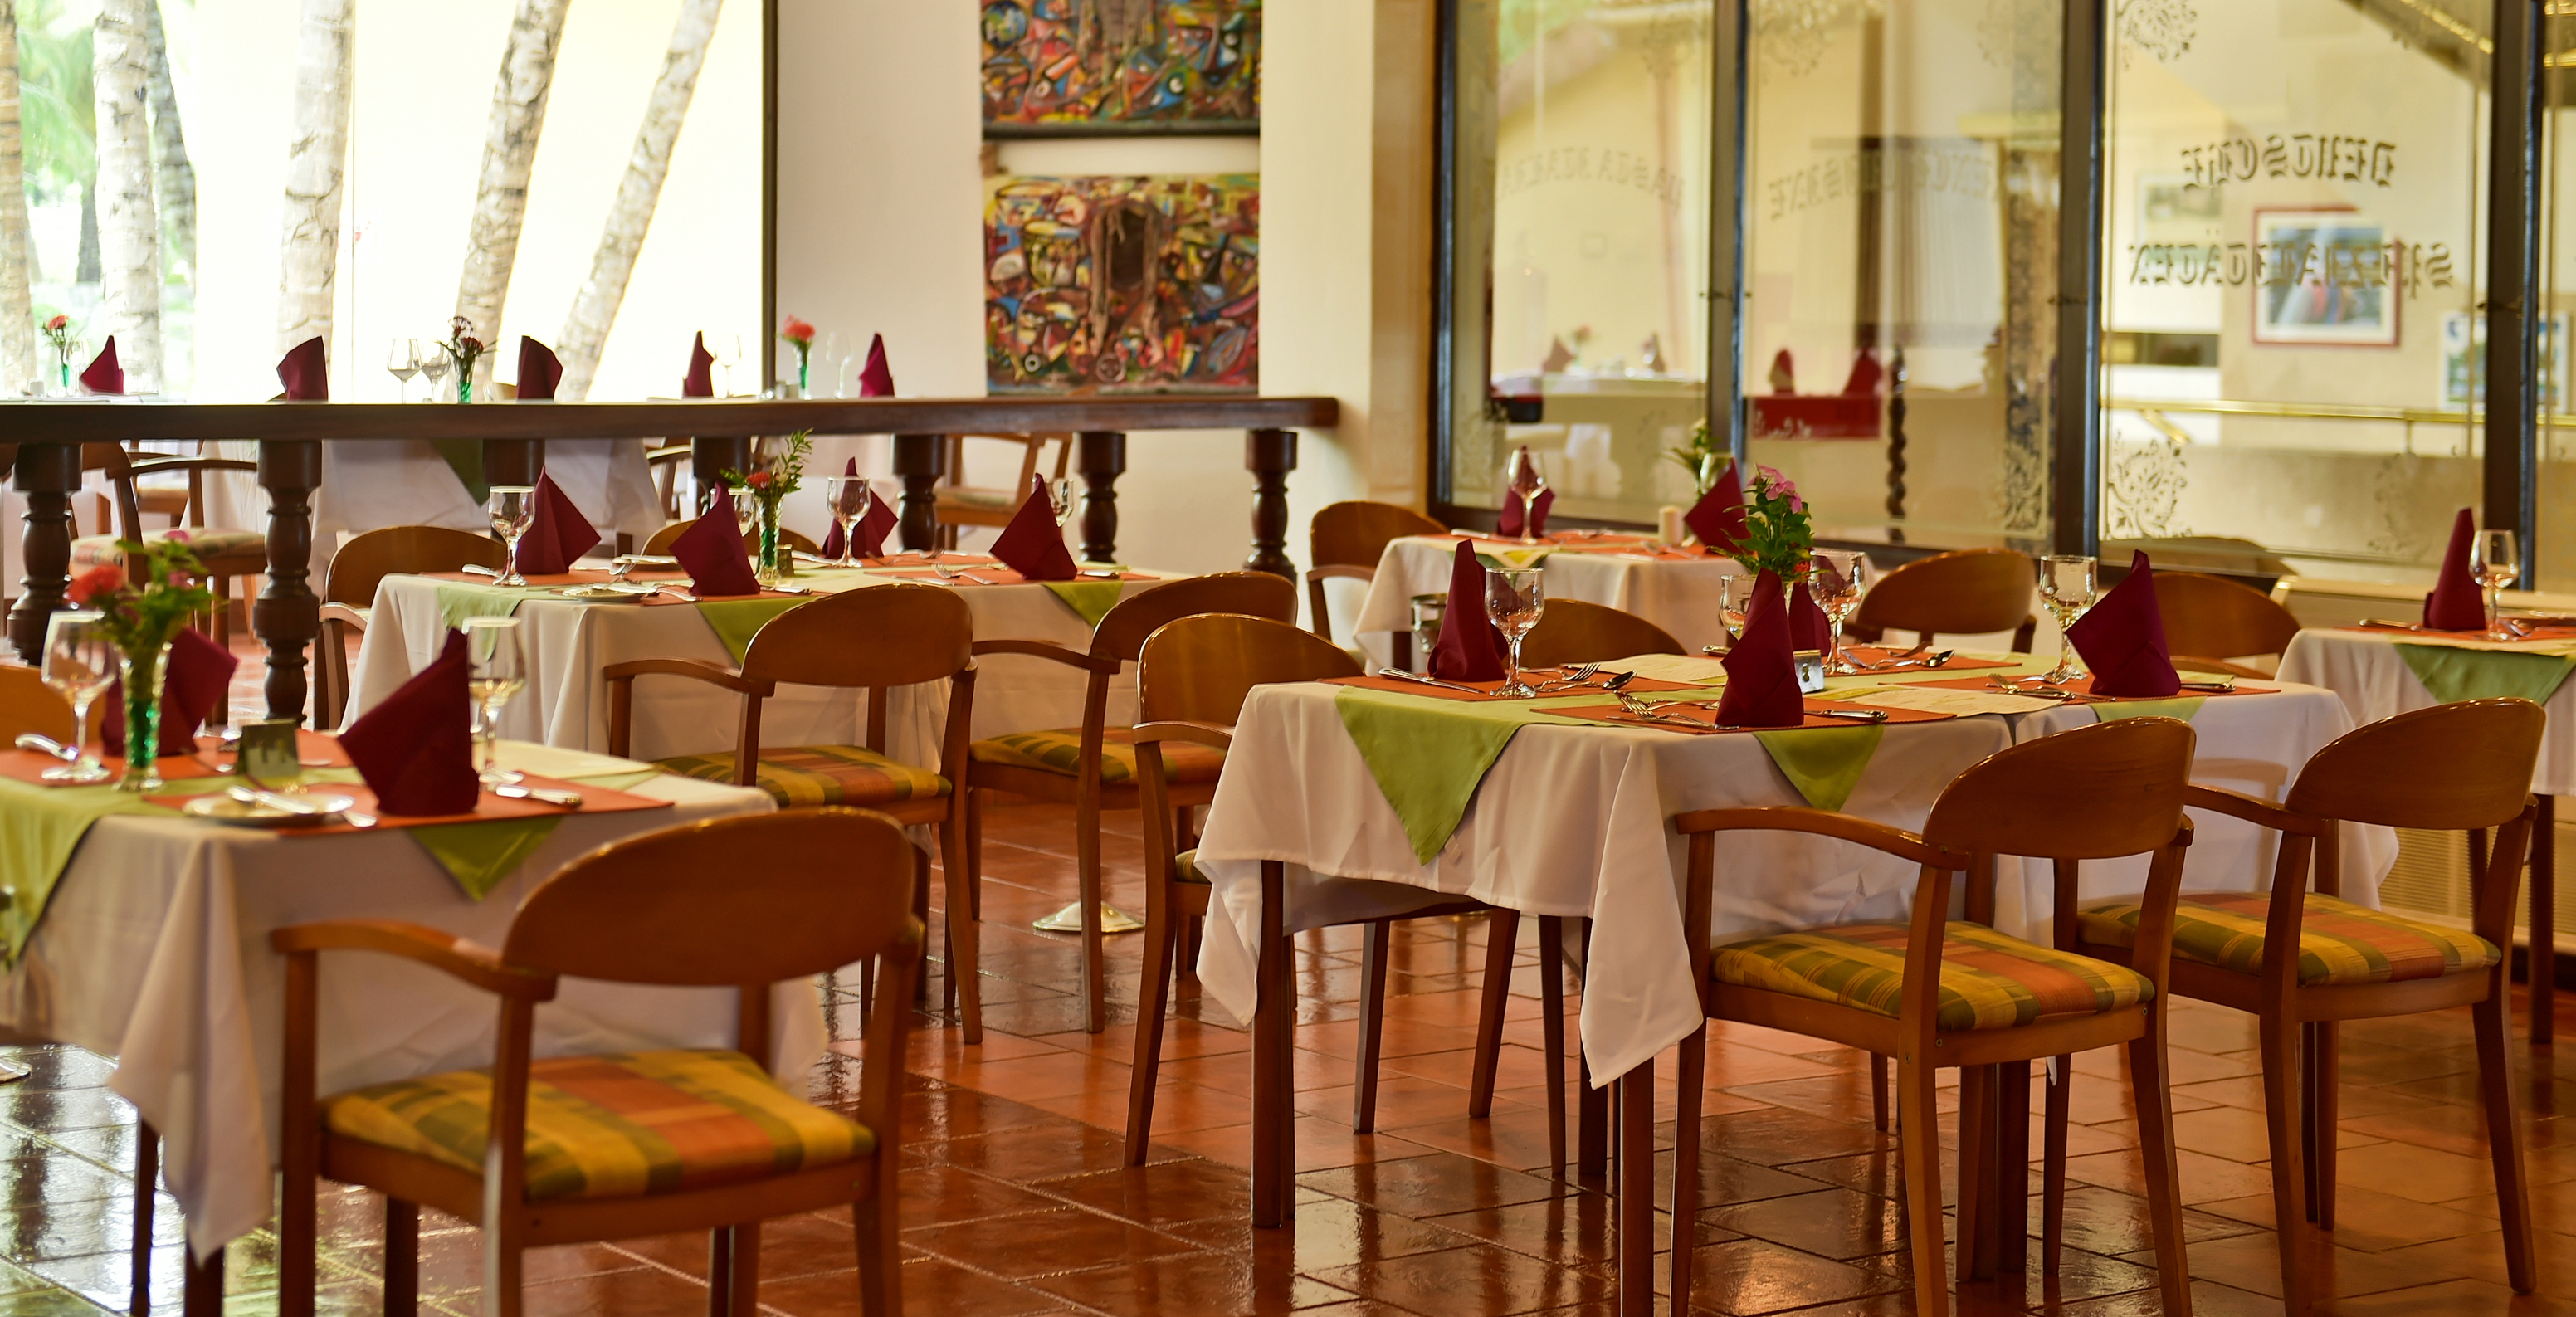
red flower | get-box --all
[781,317,816,346]
[43,315,66,331]
[66,564,124,606]
[162,528,191,544]
[744,471,773,490]
[459,337,483,354]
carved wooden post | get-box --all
[1884,346,1909,543]
[7,441,79,661]
[1076,430,1125,563]
[690,436,748,515]
[892,433,946,551]
[483,438,543,489]
[1245,427,1297,578]
[253,439,322,723]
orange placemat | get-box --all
[143,773,670,836]
[1320,673,1702,702]
[0,726,345,788]
[871,568,1158,585]
[1838,645,2019,673]
[1912,674,2276,702]
[2343,621,2576,643]
[1547,699,1954,734]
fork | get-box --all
[1534,662,1602,691]
[1613,690,1730,729]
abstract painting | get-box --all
[985,174,1258,393]
[981,0,1261,130]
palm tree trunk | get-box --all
[275,0,351,353]
[453,0,570,344]
[76,179,98,284]
[92,0,162,391]
[555,0,722,400]
[142,0,191,277]
[0,1,40,393]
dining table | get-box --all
[1354,530,1744,655]
[0,734,783,1261]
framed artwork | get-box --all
[985,174,1258,393]
[2251,208,2398,347]
[2442,311,2567,410]
[982,0,1261,134]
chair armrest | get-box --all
[1132,719,1233,751]
[270,919,558,1000]
[2182,783,2323,837]
[127,456,257,477]
[972,637,1120,673]
[317,602,369,629]
[601,656,774,695]
[1672,806,1962,869]
[1306,565,1376,583]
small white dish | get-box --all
[180,791,357,827]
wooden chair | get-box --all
[1666,718,2200,1317]
[1306,500,1444,660]
[642,518,822,558]
[272,808,921,1317]
[1516,598,1685,669]
[1124,614,1537,1162]
[965,572,1298,1032]
[607,583,983,1041]
[0,663,88,744]
[1843,548,2039,651]
[313,525,508,729]
[934,433,1073,549]
[80,442,268,649]
[2154,569,2301,677]
[2056,700,2546,1315]
[647,442,694,524]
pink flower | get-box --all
[162,528,190,544]
[43,314,66,332]
[745,471,773,490]
[66,564,123,606]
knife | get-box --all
[493,782,583,808]
[1374,668,1491,695]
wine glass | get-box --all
[2476,529,2522,640]
[1503,448,1549,544]
[812,331,843,398]
[462,617,527,784]
[386,339,420,402]
[715,334,744,398]
[1718,574,1750,644]
[2037,554,2099,682]
[486,486,536,586]
[1486,567,1547,696]
[419,349,451,402]
[825,475,874,568]
[38,611,113,783]
[1049,477,1076,526]
[731,488,759,538]
[1812,549,1871,673]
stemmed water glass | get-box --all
[812,331,843,398]
[486,486,536,586]
[1049,477,1076,525]
[2037,554,2099,682]
[1719,574,1751,644]
[715,335,744,398]
[2476,529,2521,641]
[419,349,451,402]
[38,611,113,783]
[1504,449,1549,544]
[731,488,759,538]
[825,476,875,568]
[1812,549,1871,673]
[1486,567,1547,696]
[386,339,420,402]
[462,617,526,785]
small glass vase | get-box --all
[755,500,785,586]
[116,638,173,793]
[56,356,69,394]
[796,349,810,395]
[456,366,474,404]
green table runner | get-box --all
[432,581,563,632]
[2396,643,2576,706]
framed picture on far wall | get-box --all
[2442,311,2567,410]
[2252,208,2398,347]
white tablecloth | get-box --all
[1193,680,2388,1085]
[1355,534,1744,654]
[349,570,1174,761]
[2280,627,2576,796]
[0,741,787,1257]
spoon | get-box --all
[1603,671,1639,691]
[12,734,76,763]
[494,782,583,807]
[461,564,500,578]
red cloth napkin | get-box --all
[683,332,715,398]
[102,626,238,755]
[516,337,563,400]
[1715,571,1803,727]
[1684,462,1747,552]
[277,337,329,400]
[2067,550,2182,697]
[513,471,600,575]
[80,338,120,395]
[1429,539,1507,682]
[1496,488,1554,538]
[671,506,760,596]
[989,476,1077,581]
[2422,507,2486,631]
[1790,577,1832,652]
[818,458,898,559]
[340,630,479,816]
[858,334,894,397]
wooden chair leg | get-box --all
[131,1123,155,1317]
[2130,1011,2193,1317]
[1614,1059,1656,1317]
[2535,794,2556,1045]
[2306,1021,2339,1230]
[727,1222,760,1316]
[2042,1056,2071,1274]
[1899,1056,1949,1317]
[1078,793,1107,1032]
[1667,1028,1707,1315]
[1955,1064,1994,1281]
[2476,987,2538,1292]
[1571,919,1606,1180]
[2259,1005,2311,1315]
[1538,915,1569,1177]
[1467,909,1519,1119]
[852,1193,900,1316]
[1354,921,1391,1133]
[707,1228,733,1317]
[1869,1053,1889,1132]
[1998,1060,2031,1274]
[939,806,982,1044]
[965,788,984,922]
[1127,881,1178,1164]
[484,1228,523,1317]
[384,1200,417,1317]
[1251,861,1293,1227]
[910,848,932,1006]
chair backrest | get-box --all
[1517,599,1686,668]
[1138,614,1360,724]
[646,443,692,521]
[2284,700,2542,832]
[1923,717,2195,860]
[1093,571,1299,661]
[0,664,79,744]
[324,524,508,606]
[505,809,920,985]
[943,432,1072,491]
[1848,549,2037,641]
[79,443,140,540]
[641,517,821,557]
[1310,500,1444,570]
[741,583,973,689]
[2153,570,2300,660]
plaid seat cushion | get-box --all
[1174,848,1206,884]
[968,727,1226,787]
[2079,892,2500,986]
[1710,921,2153,1032]
[321,1049,871,1202]
[149,528,266,560]
[656,744,948,809]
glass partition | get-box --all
[2535,12,2576,591]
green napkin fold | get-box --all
[1749,725,1885,812]
[695,598,810,663]
[430,439,490,505]
[410,817,564,900]
[1042,581,1128,628]
[2396,644,2576,706]
[1334,687,1588,863]
[2089,697,2207,724]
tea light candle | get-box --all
[1657,505,1686,544]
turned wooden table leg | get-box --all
[1076,431,1125,563]
[252,440,321,724]
[1245,427,1297,578]
[690,437,748,516]
[2536,794,2555,1043]
[893,433,946,552]
[7,440,77,662]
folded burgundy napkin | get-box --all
[989,476,1077,581]
[1496,487,1554,538]
[671,506,761,596]
[80,338,120,395]
[858,333,894,397]
[683,332,715,398]
[1790,577,1832,652]
[818,459,898,559]
[516,337,564,400]
[2068,550,2182,697]
[513,471,600,575]
[1684,462,1747,552]
[2422,507,2485,631]
[277,336,329,400]
[102,626,237,755]
[1715,570,1803,727]
[340,630,479,816]
[1429,539,1508,682]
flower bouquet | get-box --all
[41,314,73,393]
[440,317,486,402]
[781,316,817,395]
[721,429,813,586]
[66,536,214,790]
[1723,466,1815,578]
